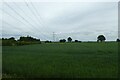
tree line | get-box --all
[59,37,82,43]
[2,35,41,46]
[1,35,120,46]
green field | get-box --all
[2,42,118,78]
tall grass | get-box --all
[2,42,118,78]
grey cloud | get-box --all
[1,2,118,41]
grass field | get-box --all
[0,44,2,79]
[2,42,118,78]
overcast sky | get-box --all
[0,0,118,41]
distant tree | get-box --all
[2,37,16,46]
[2,36,41,46]
[97,35,106,42]
[60,39,66,43]
[62,39,66,42]
[45,40,52,43]
[75,40,78,42]
[17,36,41,45]
[45,40,49,43]
[2,38,4,40]
[67,37,72,42]
[9,37,15,41]
[18,36,40,42]
[116,38,120,42]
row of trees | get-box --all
[18,36,40,42]
[2,35,120,46]
[59,35,106,43]
[59,37,72,43]
[97,35,120,42]
[59,35,120,43]
[2,36,41,46]
[59,37,82,43]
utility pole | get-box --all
[53,32,55,42]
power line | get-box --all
[1,8,35,38]
[4,2,36,30]
[29,1,43,25]
[2,21,22,36]
[2,2,51,40]
[0,8,32,31]
[24,0,42,27]
[29,1,53,40]
[2,21,21,30]
[23,0,51,40]
[12,2,40,27]
[11,2,46,37]
[29,0,49,29]
[2,20,33,37]
[3,2,49,40]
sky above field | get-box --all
[0,0,119,41]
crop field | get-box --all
[2,42,118,78]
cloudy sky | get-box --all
[0,0,118,41]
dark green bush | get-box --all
[2,40,17,46]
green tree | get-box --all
[116,38,120,42]
[59,39,66,42]
[67,37,72,42]
[97,35,106,42]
